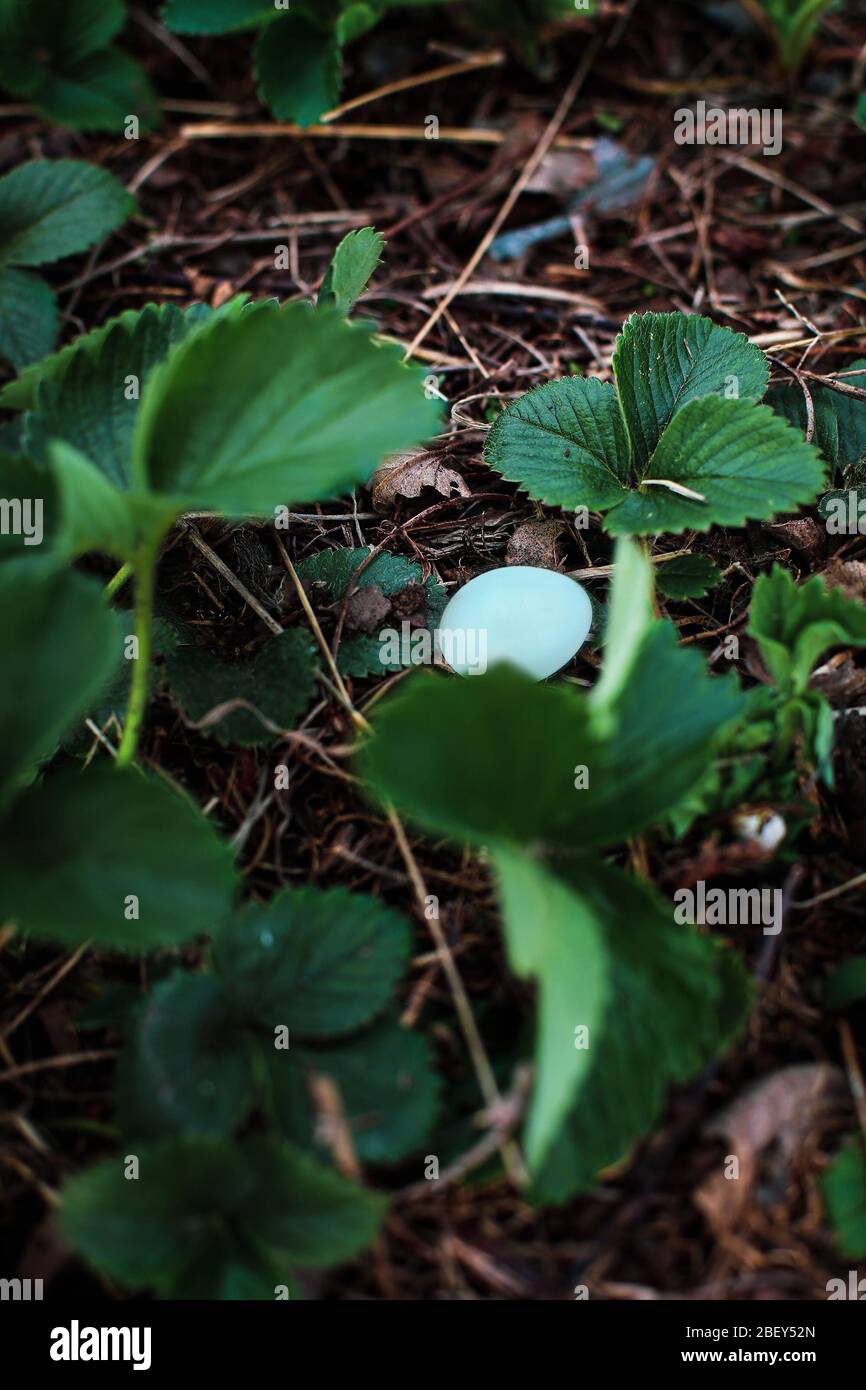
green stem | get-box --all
[116,541,157,769]
[105,561,132,598]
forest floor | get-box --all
[2,0,866,1300]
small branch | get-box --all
[183,521,283,636]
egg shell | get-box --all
[439,565,592,680]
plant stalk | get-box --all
[115,540,157,768]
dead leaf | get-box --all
[822,558,866,604]
[345,584,392,634]
[694,1064,846,1237]
[371,450,469,511]
[762,517,825,563]
[506,519,565,568]
[525,148,596,197]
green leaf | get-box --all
[612,311,768,467]
[361,638,742,852]
[770,364,866,482]
[133,302,441,515]
[0,267,57,367]
[61,1135,385,1295]
[0,766,238,949]
[267,1012,439,1164]
[532,862,751,1202]
[25,302,220,486]
[3,300,220,411]
[0,159,135,266]
[0,561,121,804]
[165,628,317,745]
[296,544,446,677]
[821,1136,866,1259]
[0,0,125,98]
[116,974,253,1140]
[655,552,723,599]
[47,441,139,561]
[757,0,835,71]
[484,375,630,510]
[748,565,866,696]
[255,13,340,126]
[493,849,608,1173]
[824,956,866,1012]
[162,0,280,33]
[32,47,160,133]
[603,396,825,535]
[214,887,410,1037]
[589,535,653,715]
[0,451,57,560]
[318,227,384,315]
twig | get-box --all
[183,522,283,636]
[404,33,605,360]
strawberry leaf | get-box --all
[748,565,866,696]
[165,628,317,745]
[61,1135,385,1295]
[318,226,385,315]
[214,887,411,1036]
[255,13,340,126]
[0,766,238,949]
[0,159,135,266]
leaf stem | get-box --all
[105,561,132,598]
[116,540,157,769]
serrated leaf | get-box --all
[255,13,340,126]
[0,266,57,367]
[214,887,410,1037]
[267,1012,439,1164]
[3,300,220,411]
[61,1135,385,1296]
[493,849,608,1173]
[0,0,125,98]
[133,302,441,516]
[165,628,317,745]
[603,396,825,535]
[0,561,122,804]
[162,0,279,33]
[318,227,384,315]
[748,564,866,696]
[612,311,768,466]
[0,159,135,266]
[484,375,630,510]
[25,302,218,486]
[0,766,238,949]
[770,363,866,482]
[297,544,446,677]
[655,552,723,599]
[35,46,159,131]
[822,1136,866,1259]
[361,633,742,852]
[531,862,751,1202]
[116,974,253,1140]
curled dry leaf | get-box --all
[505,518,566,568]
[694,1064,846,1238]
[821,558,866,605]
[371,449,470,511]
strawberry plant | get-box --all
[361,539,752,1199]
[485,312,826,535]
[0,159,135,368]
[0,0,159,130]
[746,0,837,70]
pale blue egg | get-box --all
[438,565,592,680]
